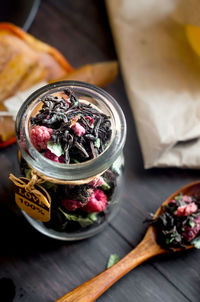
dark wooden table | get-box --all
[1,1,200,301]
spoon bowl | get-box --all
[56,181,200,302]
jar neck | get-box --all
[16,81,126,181]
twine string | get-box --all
[9,173,50,208]
[29,166,106,185]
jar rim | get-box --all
[16,81,126,181]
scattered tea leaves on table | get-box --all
[106,254,120,268]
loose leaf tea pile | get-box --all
[30,89,112,163]
[151,193,200,249]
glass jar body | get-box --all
[15,81,126,240]
[18,151,124,240]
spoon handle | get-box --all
[55,233,165,302]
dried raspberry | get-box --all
[45,149,59,162]
[83,189,107,213]
[62,95,71,106]
[174,202,198,216]
[59,155,65,163]
[85,116,95,126]
[31,126,53,151]
[72,122,85,136]
[182,216,200,241]
[88,176,104,188]
[45,150,65,163]
[181,195,193,203]
[62,199,84,211]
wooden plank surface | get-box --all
[0,0,200,301]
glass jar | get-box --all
[15,81,126,240]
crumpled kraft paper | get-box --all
[106,0,200,169]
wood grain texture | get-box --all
[56,229,166,302]
[0,0,200,301]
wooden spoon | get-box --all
[56,181,200,302]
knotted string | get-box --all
[9,172,50,208]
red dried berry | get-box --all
[62,199,84,211]
[83,189,107,213]
[85,115,95,126]
[62,95,71,105]
[181,195,193,203]
[174,202,198,216]
[72,122,85,137]
[31,126,53,151]
[182,216,200,242]
[44,149,59,162]
[45,150,65,163]
[59,155,65,163]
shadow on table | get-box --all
[0,186,72,258]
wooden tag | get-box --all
[14,178,51,222]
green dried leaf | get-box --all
[174,194,182,201]
[189,220,195,228]
[47,141,64,157]
[101,182,110,190]
[72,159,80,164]
[107,254,119,268]
[59,208,97,227]
[94,138,101,148]
[191,237,200,249]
